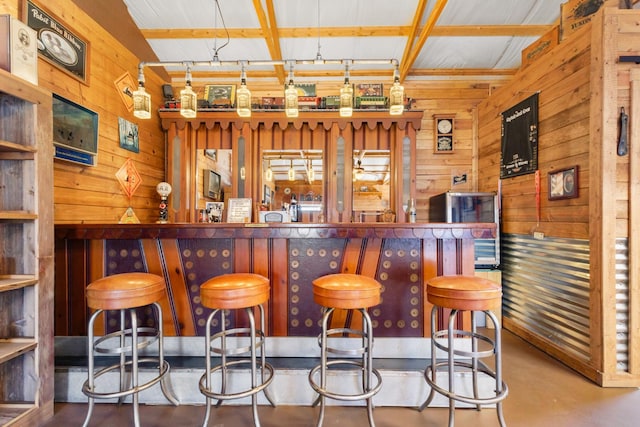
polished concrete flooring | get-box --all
[44,330,640,427]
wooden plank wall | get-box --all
[1,0,168,224]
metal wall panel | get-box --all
[501,234,591,362]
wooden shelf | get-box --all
[0,339,37,365]
[0,275,37,293]
[0,211,37,221]
[0,405,37,426]
[0,140,36,153]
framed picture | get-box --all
[226,198,252,223]
[205,201,224,223]
[204,84,235,107]
[53,93,98,166]
[118,117,139,153]
[22,0,89,84]
[548,165,579,200]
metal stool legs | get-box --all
[419,306,508,427]
[199,304,275,427]
[82,302,178,427]
[309,307,383,427]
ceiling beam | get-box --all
[140,24,554,40]
[252,0,286,83]
[400,0,448,81]
[400,0,429,84]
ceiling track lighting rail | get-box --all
[132,59,404,120]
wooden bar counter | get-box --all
[54,222,495,338]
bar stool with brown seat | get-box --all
[82,272,178,427]
[308,273,383,427]
[198,273,276,427]
[418,275,508,427]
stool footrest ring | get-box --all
[432,329,496,359]
[82,358,171,400]
[309,360,383,402]
[424,361,509,405]
[93,327,160,355]
[209,327,267,357]
[199,359,275,401]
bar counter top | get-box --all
[55,222,496,239]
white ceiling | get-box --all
[121,0,567,85]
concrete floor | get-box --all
[44,330,640,427]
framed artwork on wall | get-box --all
[118,117,139,153]
[22,0,89,84]
[548,165,578,200]
[52,93,98,166]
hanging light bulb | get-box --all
[133,66,151,119]
[180,65,197,118]
[339,62,353,117]
[265,161,273,181]
[285,64,299,118]
[308,163,315,182]
[288,159,295,181]
[389,64,404,116]
[236,64,251,117]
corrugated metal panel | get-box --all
[615,239,629,371]
[501,234,591,362]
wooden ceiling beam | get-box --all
[252,0,286,84]
[400,0,448,81]
[400,0,429,83]
[140,24,554,40]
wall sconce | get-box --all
[179,65,197,118]
[236,63,251,117]
[389,64,405,116]
[285,64,299,118]
[132,66,151,119]
[339,62,353,118]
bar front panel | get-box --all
[55,223,494,337]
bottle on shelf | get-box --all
[289,195,299,222]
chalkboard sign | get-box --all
[500,93,538,179]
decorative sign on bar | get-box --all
[226,198,252,223]
[500,93,538,179]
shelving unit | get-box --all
[0,69,54,425]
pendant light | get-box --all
[236,63,251,117]
[288,159,295,181]
[339,62,353,117]
[179,65,197,118]
[389,64,404,116]
[132,66,151,119]
[285,64,299,118]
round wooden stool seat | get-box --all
[426,275,501,311]
[312,273,381,309]
[86,272,166,310]
[200,273,270,309]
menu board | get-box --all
[500,93,538,179]
[226,198,252,223]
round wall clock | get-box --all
[437,118,452,134]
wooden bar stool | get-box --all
[308,273,383,427]
[198,273,275,427]
[82,272,178,427]
[419,275,508,427]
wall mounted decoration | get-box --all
[114,72,135,111]
[23,1,89,83]
[500,93,538,179]
[116,158,142,199]
[204,84,235,107]
[434,115,455,153]
[548,165,579,200]
[52,93,98,166]
[118,117,139,153]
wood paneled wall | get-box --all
[1,0,168,224]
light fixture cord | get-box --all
[212,0,230,61]
[315,0,322,61]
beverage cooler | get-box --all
[428,191,500,269]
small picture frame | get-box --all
[226,198,252,223]
[548,165,579,200]
[434,116,455,154]
[205,201,224,223]
[204,84,235,107]
[118,117,139,153]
